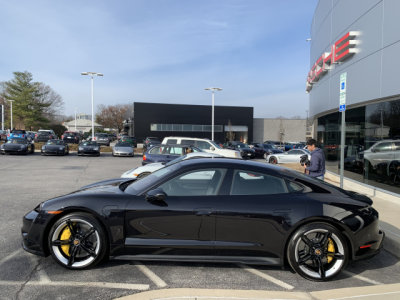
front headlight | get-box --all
[59,147,63,150]
[94,147,99,150]
[42,146,46,150]
[20,145,25,149]
[79,147,83,151]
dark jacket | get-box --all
[306,147,325,177]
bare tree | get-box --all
[96,104,130,133]
[36,83,64,121]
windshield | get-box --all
[116,142,132,147]
[82,141,97,146]
[47,140,63,145]
[125,162,180,195]
[8,139,26,144]
[209,140,221,149]
[236,143,247,148]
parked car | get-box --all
[0,130,7,141]
[61,131,81,144]
[266,149,311,164]
[121,152,223,179]
[120,136,137,148]
[112,142,134,157]
[142,144,201,165]
[93,133,111,146]
[41,139,69,156]
[35,130,57,143]
[143,137,161,152]
[8,129,28,140]
[162,137,241,159]
[22,158,384,281]
[0,138,34,155]
[361,140,400,171]
[248,143,266,158]
[224,141,256,159]
[261,143,284,158]
[78,141,100,156]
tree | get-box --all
[96,104,131,133]
[1,71,64,130]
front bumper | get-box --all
[42,149,65,155]
[78,150,100,156]
[21,210,50,257]
[114,151,134,157]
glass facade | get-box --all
[150,123,223,132]
[317,99,400,195]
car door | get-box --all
[124,167,227,256]
[213,169,307,261]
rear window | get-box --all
[12,130,26,134]
[181,139,196,146]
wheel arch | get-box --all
[282,217,354,268]
[42,207,111,257]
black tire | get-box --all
[269,156,278,164]
[48,212,107,270]
[287,222,348,281]
[137,172,151,179]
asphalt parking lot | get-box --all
[0,153,400,300]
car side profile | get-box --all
[1,138,35,155]
[22,159,383,281]
[266,149,311,164]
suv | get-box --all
[143,137,161,152]
[161,137,241,158]
[93,133,111,146]
[362,140,400,171]
[61,131,81,144]
[35,130,57,142]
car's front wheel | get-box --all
[269,156,278,164]
[48,213,107,269]
[287,222,348,281]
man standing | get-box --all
[304,139,326,180]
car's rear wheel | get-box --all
[269,156,278,164]
[287,222,348,281]
[48,213,107,269]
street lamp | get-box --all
[81,72,103,140]
[204,87,222,141]
[7,100,15,130]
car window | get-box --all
[289,150,302,155]
[394,142,400,151]
[166,139,177,145]
[374,142,393,152]
[195,140,211,150]
[286,180,304,192]
[159,168,227,196]
[169,147,184,155]
[230,170,288,195]
[149,146,162,154]
[181,139,196,146]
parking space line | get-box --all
[0,249,23,266]
[0,280,149,290]
[134,262,167,288]
[238,264,294,290]
[342,270,382,285]
[328,291,400,300]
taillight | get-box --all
[7,133,10,137]
[143,155,146,161]
[61,135,64,139]
[22,134,25,138]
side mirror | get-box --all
[210,146,215,151]
[145,188,168,206]
[371,148,376,153]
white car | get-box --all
[121,152,223,179]
[161,137,241,159]
[266,149,311,164]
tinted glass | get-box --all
[230,170,288,195]
[373,142,392,152]
[12,130,25,134]
[159,168,227,196]
[166,139,177,145]
[195,140,211,150]
[181,139,196,145]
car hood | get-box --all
[43,144,65,149]
[114,147,133,152]
[3,143,27,149]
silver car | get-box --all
[113,141,134,157]
[266,149,311,164]
[362,139,400,170]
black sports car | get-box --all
[77,141,100,156]
[22,158,384,281]
[0,138,34,155]
[41,139,70,156]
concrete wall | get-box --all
[253,119,307,143]
[309,0,400,118]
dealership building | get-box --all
[308,0,400,194]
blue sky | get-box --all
[0,0,317,118]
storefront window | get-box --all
[317,99,400,194]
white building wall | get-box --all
[253,119,307,143]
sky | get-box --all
[0,0,318,118]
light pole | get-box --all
[204,87,222,141]
[7,100,15,130]
[81,72,103,140]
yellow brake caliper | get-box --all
[327,238,335,263]
[60,226,72,256]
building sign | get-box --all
[306,31,359,92]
